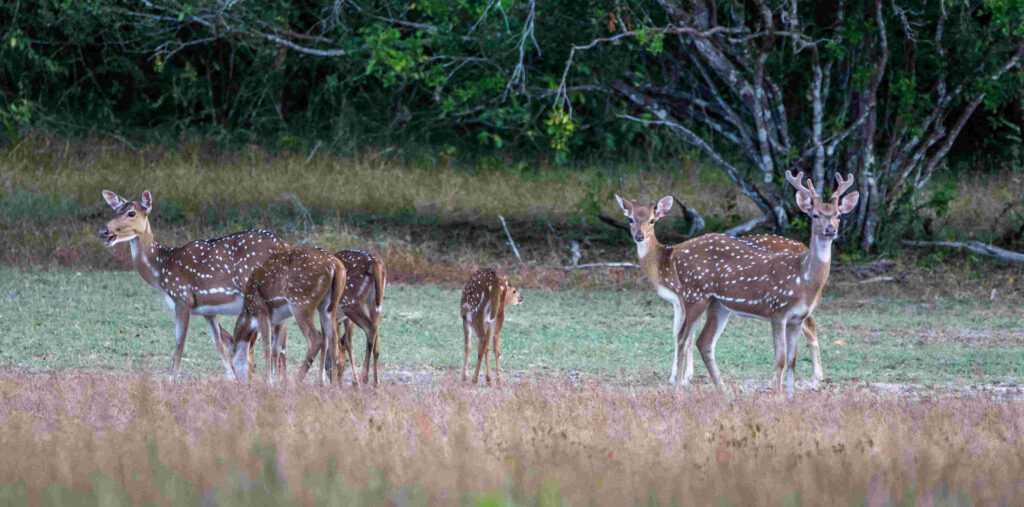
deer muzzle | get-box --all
[633,232,644,242]
[98,227,117,246]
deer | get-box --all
[229,246,354,386]
[99,190,290,380]
[617,172,857,397]
[614,195,821,389]
[460,269,524,386]
[725,234,822,387]
[330,250,387,386]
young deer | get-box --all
[333,250,387,386]
[99,190,290,380]
[618,172,857,397]
[230,246,354,386]
[460,269,523,386]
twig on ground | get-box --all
[902,240,1024,263]
[562,262,639,271]
[858,276,894,284]
[498,215,523,264]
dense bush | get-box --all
[1,0,1022,251]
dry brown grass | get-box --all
[1,370,1023,505]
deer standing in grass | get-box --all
[615,195,822,389]
[230,246,353,385]
[461,269,523,386]
[99,190,290,380]
[331,250,387,386]
[617,172,857,397]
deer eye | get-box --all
[627,218,634,224]
[128,211,136,217]
[650,219,655,224]
[812,213,819,219]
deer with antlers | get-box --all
[616,172,857,396]
[99,190,290,380]
[229,246,353,386]
[461,268,524,386]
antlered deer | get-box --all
[729,235,822,387]
[460,269,523,386]
[99,190,290,380]
[617,172,857,397]
[229,246,352,386]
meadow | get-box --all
[2,269,1023,387]
[3,136,1024,504]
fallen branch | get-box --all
[858,276,894,284]
[902,240,1024,263]
[672,195,705,236]
[498,215,523,264]
[562,262,639,271]
[724,215,768,237]
[597,213,629,231]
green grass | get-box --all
[2,268,1022,385]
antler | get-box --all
[785,170,820,204]
[831,173,855,203]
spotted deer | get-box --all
[460,269,523,385]
[229,246,353,386]
[617,172,857,397]
[99,190,290,380]
[732,235,822,387]
[331,250,387,386]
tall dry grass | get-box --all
[1,133,749,220]
[1,371,1023,505]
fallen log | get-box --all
[902,240,1024,263]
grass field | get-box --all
[3,269,1022,387]
[2,372,1024,505]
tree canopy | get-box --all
[2,0,1022,250]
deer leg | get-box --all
[273,324,288,384]
[293,308,325,385]
[492,314,504,385]
[203,315,236,380]
[668,299,683,385]
[342,317,359,388]
[258,315,274,385]
[803,316,822,389]
[461,316,472,383]
[695,300,732,399]
[677,301,707,390]
[370,307,381,387]
[471,321,487,386]
[785,319,802,399]
[483,321,494,386]
[771,318,787,396]
[169,303,191,381]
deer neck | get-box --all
[800,234,833,292]
[128,224,166,290]
[636,236,671,288]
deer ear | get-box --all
[140,190,153,213]
[654,196,674,218]
[102,190,125,210]
[614,194,632,217]
[795,190,814,214]
[837,191,859,214]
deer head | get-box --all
[501,276,524,306]
[784,172,859,239]
[99,190,153,246]
[615,195,674,244]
